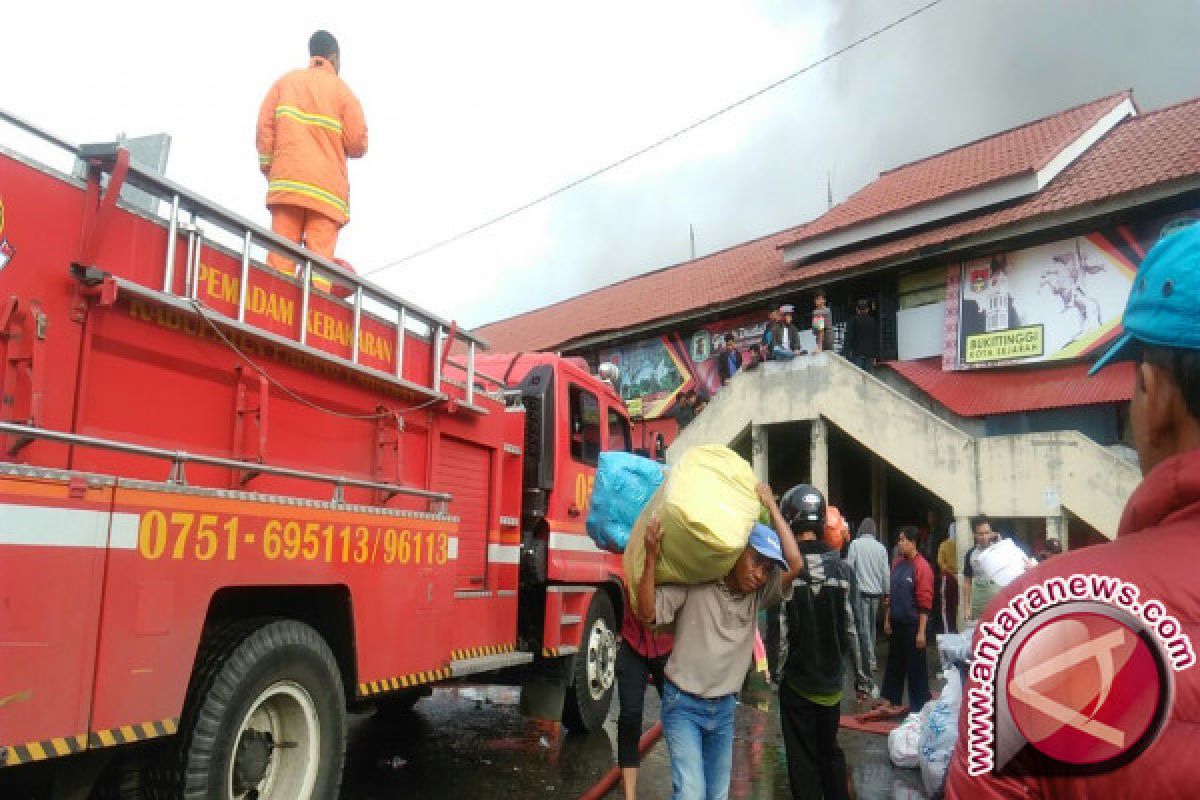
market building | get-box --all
[476,91,1200,556]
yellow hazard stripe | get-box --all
[275,105,343,133]
[357,666,452,697]
[1,718,177,769]
[450,642,517,661]
[267,179,349,216]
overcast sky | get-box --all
[3,1,1198,329]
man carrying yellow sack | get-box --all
[257,30,367,278]
[637,483,803,800]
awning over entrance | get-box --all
[884,358,1134,418]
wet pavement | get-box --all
[341,669,937,799]
[0,645,939,799]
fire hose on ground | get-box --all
[576,721,664,800]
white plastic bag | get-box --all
[974,537,1028,587]
[936,632,969,665]
[888,709,925,769]
[919,668,963,795]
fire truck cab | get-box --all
[0,111,629,799]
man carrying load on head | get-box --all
[636,483,803,800]
[257,30,367,277]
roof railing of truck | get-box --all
[0,107,488,412]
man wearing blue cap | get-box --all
[944,223,1200,798]
[637,482,803,800]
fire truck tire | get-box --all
[562,591,617,733]
[157,618,346,800]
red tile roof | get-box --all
[885,357,1134,417]
[476,93,1200,353]
[784,92,1132,247]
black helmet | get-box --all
[780,484,826,533]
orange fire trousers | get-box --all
[267,204,340,275]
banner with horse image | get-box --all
[943,212,1199,370]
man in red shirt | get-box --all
[875,526,934,716]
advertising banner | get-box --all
[598,309,766,418]
[943,213,1198,370]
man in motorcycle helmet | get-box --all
[777,484,872,800]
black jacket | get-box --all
[782,540,871,698]
[715,348,743,383]
[764,321,803,357]
[843,314,880,360]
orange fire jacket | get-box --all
[256,56,368,227]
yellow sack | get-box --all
[624,446,759,618]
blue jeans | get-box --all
[661,680,736,800]
[770,345,796,361]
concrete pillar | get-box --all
[871,455,888,536]
[955,514,972,629]
[810,418,829,498]
[1046,512,1069,553]
[751,424,770,486]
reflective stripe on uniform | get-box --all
[274,105,343,133]
[258,153,272,165]
[267,179,349,217]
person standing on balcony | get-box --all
[716,333,743,386]
[843,298,879,370]
[768,305,804,361]
[257,31,368,276]
[811,290,833,352]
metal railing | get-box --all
[0,108,486,407]
[0,421,450,508]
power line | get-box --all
[364,0,945,277]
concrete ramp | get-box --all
[668,353,1139,540]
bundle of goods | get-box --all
[887,706,927,769]
[625,445,761,617]
[918,667,962,794]
[973,537,1030,587]
[585,451,666,553]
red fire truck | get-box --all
[0,111,630,798]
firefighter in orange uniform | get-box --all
[256,30,367,276]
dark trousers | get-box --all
[615,640,668,767]
[881,620,930,711]
[764,605,783,680]
[779,685,848,800]
[936,574,959,635]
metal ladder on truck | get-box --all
[0,108,489,508]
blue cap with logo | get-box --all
[1090,222,1200,375]
[748,522,789,570]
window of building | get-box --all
[569,385,601,465]
[607,408,631,453]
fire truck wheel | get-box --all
[168,619,346,800]
[562,591,617,733]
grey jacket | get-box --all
[845,519,890,596]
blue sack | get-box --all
[586,451,666,553]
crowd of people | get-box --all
[617,224,1200,798]
[618,493,1072,798]
[674,291,881,433]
